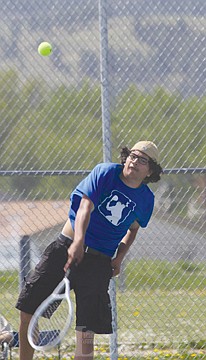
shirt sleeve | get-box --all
[75,164,106,207]
[139,208,154,228]
[137,192,154,228]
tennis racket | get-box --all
[0,314,13,343]
[27,269,73,351]
[0,314,13,359]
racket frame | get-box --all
[27,271,73,351]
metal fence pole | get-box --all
[19,235,31,290]
[99,0,112,163]
[99,1,118,359]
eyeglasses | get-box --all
[128,153,149,165]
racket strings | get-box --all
[29,297,71,347]
[42,299,62,319]
[28,275,73,350]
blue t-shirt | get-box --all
[69,163,154,256]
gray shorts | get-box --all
[16,234,113,334]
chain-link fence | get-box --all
[0,0,205,359]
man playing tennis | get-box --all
[16,140,162,360]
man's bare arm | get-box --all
[111,221,139,276]
[64,195,94,270]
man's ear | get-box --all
[146,169,153,178]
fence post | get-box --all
[99,0,118,358]
[19,235,31,290]
[99,0,112,162]
[109,278,118,359]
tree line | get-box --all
[0,70,205,199]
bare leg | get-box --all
[19,311,34,360]
[74,330,94,360]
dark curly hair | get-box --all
[120,146,163,184]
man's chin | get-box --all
[128,166,138,173]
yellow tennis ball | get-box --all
[38,42,52,56]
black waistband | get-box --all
[58,233,111,259]
[58,233,73,245]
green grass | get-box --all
[0,261,206,359]
[124,260,206,290]
[115,260,206,348]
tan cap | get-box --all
[131,141,159,163]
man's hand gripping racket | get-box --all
[27,269,73,351]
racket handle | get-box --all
[65,268,70,278]
[65,260,78,277]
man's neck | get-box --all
[119,172,142,188]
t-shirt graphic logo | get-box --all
[98,190,136,226]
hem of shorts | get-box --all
[75,327,113,334]
[15,304,34,315]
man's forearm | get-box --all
[111,228,138,277]
[73,196,94,245]
[74,207,91,245]
[115,229,137,261]
[65,197,93,268]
